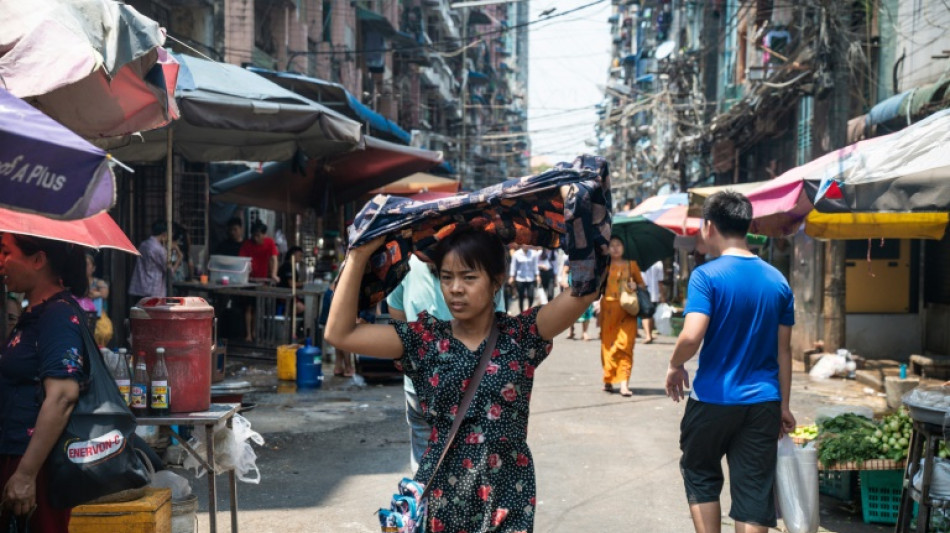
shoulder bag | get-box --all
[378,323,501,533]
[44,296,150,509]
[619,263,640,316]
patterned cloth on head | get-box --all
[347,155,613,309]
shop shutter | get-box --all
[926,230,950,305]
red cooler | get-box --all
[130,297,215,413]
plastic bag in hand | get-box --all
[775,436,819,533]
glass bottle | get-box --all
[112,348,131,406]
[130,351,149,417]
[150,347,170,416]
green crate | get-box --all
[859,470,905,525]
[819,470,854,501]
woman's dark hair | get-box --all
[703,191,752,238]
[12,235,89,297]
[284,246,303,264]
[431,227,508,284]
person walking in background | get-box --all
[388,254,506,473]
[561,263,594,341]
[600,236,645,397]
[240,221,280,342]
[508,245,540,313]
[128,220,169,302]
[537,249,556,302]
[666,192,796,533]
[641,260,664,344]
[0,234,87,531]
[326,227,602,533]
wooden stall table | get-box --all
[172,281,327,351]
[137,403,242,533]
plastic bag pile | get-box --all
[183,414,265,484]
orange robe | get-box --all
[600,261,644,384]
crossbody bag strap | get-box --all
[421,322,500,500]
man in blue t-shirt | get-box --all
[665,191,796,533]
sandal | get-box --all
[620,389,633,397]
[603,384,614,393]
[333,371,344,377]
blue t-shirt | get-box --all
[0,292,86,455]
[685,255,794,405]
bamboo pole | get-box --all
[166,128,174,296]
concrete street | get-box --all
[183,330,893,533]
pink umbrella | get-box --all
[0,207,138,255]
[0,0,179,139]
[744,137,885,236]
[623,193,702,236]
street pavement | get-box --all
[182,329,893,532]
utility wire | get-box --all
[288,0,609,57]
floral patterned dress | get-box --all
[393,307,553,533]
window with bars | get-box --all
[174,171,209,248]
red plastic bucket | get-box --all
[130,297,215,413]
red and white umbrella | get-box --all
[0,208,138,255]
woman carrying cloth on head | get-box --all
[326,226,603,533]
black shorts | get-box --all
[679,398,781,527]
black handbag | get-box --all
[636,288,656,319]
[43,296,149,509]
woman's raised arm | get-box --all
[324,237,404,359]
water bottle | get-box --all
[900,363,908,379]
[296,338,322,389]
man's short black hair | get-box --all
[151,220,168,236]
[250,221,268,235]
[226,217,243,229]
[703,191,752,238]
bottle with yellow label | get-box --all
[150,347,170,416]
[113,347,131,405]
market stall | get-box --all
[788,386,950,530]
[172,280,329,351]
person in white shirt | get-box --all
[642,260,664,343]
[508,246,540,313]
[537,250,556,302]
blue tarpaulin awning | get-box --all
[867,90,911,127]
[248,67,411,145]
